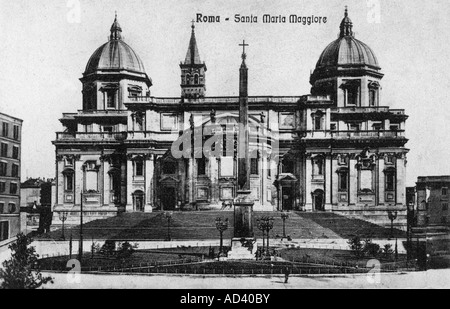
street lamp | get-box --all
[58,211,68,240]
[215,217,229,255]
[265,217,274,254]
[257,216,274,255]
[281,211,289,239]
[256,218,266,254]
[388,210,398,239]
[165,211,173,241]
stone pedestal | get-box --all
[228,189,256,260]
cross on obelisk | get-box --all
[239,40,249,56]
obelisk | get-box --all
[228,40,257,260]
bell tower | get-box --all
[180,22,207,99]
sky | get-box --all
[0,0,449,187]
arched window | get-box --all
[194,74,199,84]
[63,169,74,192]
[186,74,191,85]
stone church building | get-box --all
[53,10,409,226]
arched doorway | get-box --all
[133,190,145,212]
[161,186,177,210]
[312,189,324,211]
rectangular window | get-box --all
[339,172,348,191]
[0,143,7,157]
[2,122,9,137]
[250,158,259,175]
[0,221,9,241]
[0,162,6,176]
[135,161,144,176]
[13,125,19,140]
[197,158,206,176]
[107,92,116,108]
[103,126,113,133]
[347,88,358,106]
[0,182,5,193]
[0,202,4,214]
[369,89,377,106]
[65,174,74,191]
[11,164,19,177]
[10,183,18,194]
[12,146,19,159]
[220,157,234,177]
[85,124,93,133]
[443,203,449,211]
[442,187,448,196]
[386,173,395,191]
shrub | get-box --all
[383,244,394,260]
[348,236,364,258]
[116,241,137,260]
[99,240,116,257]
[363,239,381,257]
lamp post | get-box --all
[256,218,266,255]
[215,217,229,255]
[388,210,398,239]
[58,211,68,240]
[165,211,173,241]
[257,216,274,255]
[265,217,274,255]
[281,211,289,239]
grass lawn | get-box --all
[38,245,413,274]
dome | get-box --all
[84,40,147,75]
[83,15,147,76]
[316,36,380,69]
[315,8,380,70]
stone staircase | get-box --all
[38,210,404,241]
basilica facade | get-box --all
[53,10,409,226]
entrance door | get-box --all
[282,187,293,211]
[162,187,176,210]
[313,189,324,211]
[133,190,145,212]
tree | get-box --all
[383,244,394,260]
[0,233,53,289]
[116,242,138,260]
[363,239,381,257]
[348,236,364,258]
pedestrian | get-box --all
[284,266,290,284]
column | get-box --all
[305,157,313,211]
[349,158,357,206]
[210,158,219,206]
[103,159,110,205]
[145,155,154,212]
[325,156,332,210]
[126,158,133,212]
